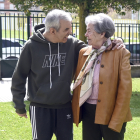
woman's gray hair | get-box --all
[45,9,72,32]
[85,13,115,38]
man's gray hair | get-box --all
[45,9,72,32]
[85,13,115,38]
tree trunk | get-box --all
[79,3,88,43]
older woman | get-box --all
[72,13,132,140]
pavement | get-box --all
[0,78,27,102]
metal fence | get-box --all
[0,10,140,65]
[113,23,140,65]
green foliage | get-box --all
[10,0,140,16]
[10,0,78,16]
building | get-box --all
[0,0,16,12]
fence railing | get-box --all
[0,10,140,64]
[112,23,140,65]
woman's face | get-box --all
[85,23,104,49]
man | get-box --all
[11,9,124,140]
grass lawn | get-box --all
[0,78,140,140]
[2,30,28,41]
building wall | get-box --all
[0,0,15,10]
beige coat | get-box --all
[72,45,132,132]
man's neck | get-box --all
[43,32,58,43]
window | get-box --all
[10,4,14,9]
[0,3,4,9]
[0,0,4,2]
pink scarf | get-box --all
[73,38,111,90]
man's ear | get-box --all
[49,28,56,35]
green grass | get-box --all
[124,78,140,140]
[0,78,140,140]
[2,30,29,40]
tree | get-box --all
[10,0,140,42]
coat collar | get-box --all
[83,46,92,56]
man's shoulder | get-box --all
[21,39,33,50]
[68,35,75,40]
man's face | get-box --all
[55,19,72,43]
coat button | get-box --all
[100,81,103,84]
[101,65,104,68]
[98,100,101,102]
[97,60,100,64]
